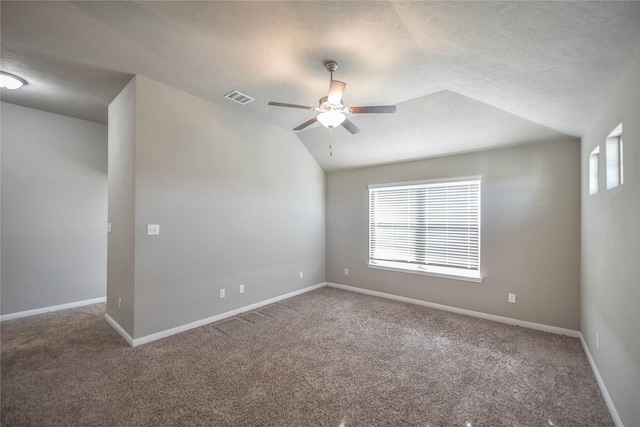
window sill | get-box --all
[368,261,483,283]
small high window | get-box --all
[606,124,623,190]
[589,147,599,196]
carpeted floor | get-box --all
[1,287,612,426]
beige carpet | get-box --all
[1,287,612,426]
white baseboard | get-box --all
[0,297,107,322]
[326,282,581,338]
[579,334,624,427]
[106,282,326,347]
[104,313,134,346]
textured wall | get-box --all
[1,103,107,315]
[326,139,581,330]
[107,76,326,339]
[581,56,639,427]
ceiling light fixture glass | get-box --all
[0,71,27,90]
[317,111,346,128]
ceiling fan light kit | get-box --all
[317,111,346,128]
[0,71,27,90]
[268,60,396,136]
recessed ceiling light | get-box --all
[0,71,27,90]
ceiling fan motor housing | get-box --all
[318,96,347,112]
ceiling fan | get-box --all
[268,61,396,135]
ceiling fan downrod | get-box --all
[325,61,338,81]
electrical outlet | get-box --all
[299,271,304,279]
[239,284,244,294]
[219,289,225,299]
[146,224,160,235]
[508,293,516,303]
[596,332,600,348]
[118,298,122,309]
[344,268,349,275]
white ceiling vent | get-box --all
[225,90,254,105]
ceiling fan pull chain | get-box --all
[329,128,333,157]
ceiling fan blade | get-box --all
[293,116,319,131]
[349,105,397,114]
[327,80,346,104]
[268,102,316,111]
[341,118,361,135]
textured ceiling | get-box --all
[2,1,639,171]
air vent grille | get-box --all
[225,90,254,105]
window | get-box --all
[369,177,481,282]
[589,147,599,196]
[606,123,623,190]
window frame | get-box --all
[606,123,623,190]
[368,176,482,283]
[589,147,600,196]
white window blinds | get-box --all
[369,179,481,280]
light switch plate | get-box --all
[107,223,112,233]
[147,224,160,235]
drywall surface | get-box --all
[326,139,581,330]
[108,76,325,339]
[106,78,137,336]
[581,56,639,427]
[1,102,107,315]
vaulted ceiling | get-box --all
[2,1,639,170]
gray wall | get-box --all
[1,102,107,315]
[107,76,326,339]
[327,138,581,330]
[581,56,639,426]
[106,79,137,334]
